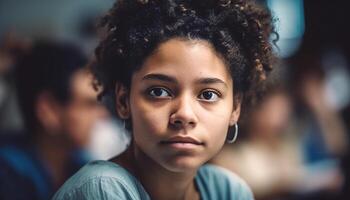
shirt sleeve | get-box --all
[52,177,139,200]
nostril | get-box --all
[174,119,182,125]
[169,119,183,130]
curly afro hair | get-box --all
[92,0,277,110]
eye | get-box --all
[148,87,172,98]
[198,90,220,102]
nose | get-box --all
[169,94,198,129]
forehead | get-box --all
[133,38,232,84]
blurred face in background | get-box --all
[251,91,292,138]
[60,69,109,148]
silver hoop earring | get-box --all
[226,123,238,143]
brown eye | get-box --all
[198,90,220,102]
[148,87,171,98]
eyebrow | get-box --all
[196,78,228,88]
[142,73,227,88]
[142,73,178,84]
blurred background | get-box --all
[0,0,349,199]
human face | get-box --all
[252,92,291,137]
[61,69,109,147]
[120,39,240,172]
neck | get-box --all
[34,129,71,189]
[113,142,200,200]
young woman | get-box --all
[53,0,277,199]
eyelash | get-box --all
[147,87,172,98]
[198,90,221,102]
[146,87,222,102]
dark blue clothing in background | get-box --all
[0,133,87,200]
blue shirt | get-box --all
[53,160,254,200]
[0,143,87,200]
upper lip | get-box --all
[161,136,203,145]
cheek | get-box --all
[200,105,232,149]
[205,115,229,146]
[67,110,89,131]
[130,97,170,142]
[62,108,92,146]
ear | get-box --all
[229,99,241,126]
[115,82,131,119]
[36,92,62,134]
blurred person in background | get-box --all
[288,50,348,200]
[286,1,350,198]
[0,41,109,200]
[295,2,350,200]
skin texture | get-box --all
[114,38,241,200]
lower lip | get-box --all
[162,142,202,149]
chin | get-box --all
[161,157,204,173]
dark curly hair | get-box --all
[92,0,277,114]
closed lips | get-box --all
[161,136,203,145]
